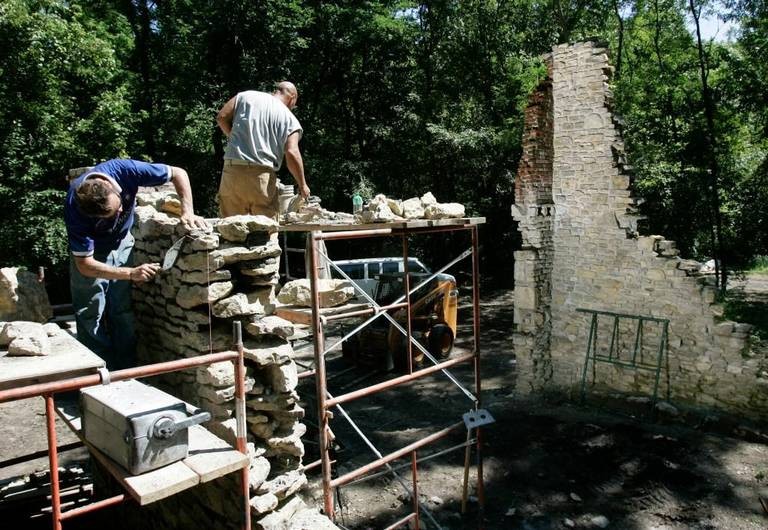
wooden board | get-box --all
[275,302,372,326]
[55,397,247,505]
[278,216,486,233]
[0,333,105,390]
[184,424,249,483]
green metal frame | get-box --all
[578,308,669,408]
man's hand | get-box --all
[169,167,210,231]
[299,183,310,199]
[180,213,210,230]
[130,263,161,283]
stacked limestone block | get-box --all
[510,62,556,391]
[512,41,768,421]
[130,188,327,528]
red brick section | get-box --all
[515,60,554,207]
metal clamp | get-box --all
[97,367,111,385]
[462,408,495,430]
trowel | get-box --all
[161,235,189,271]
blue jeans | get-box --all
[70,234,136,370]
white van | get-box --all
[331,257,430,299]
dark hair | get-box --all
[75,178,116,217]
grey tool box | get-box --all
[80,379,210,475]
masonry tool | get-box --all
[162,235,189,271]
[80,379,211,475]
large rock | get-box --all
[265,362,298,393]
[277,279,355,308]
[196,361,235,386]
[246,391,298,411]
[212,288,276,318]
[244,272,280,287]
[289,509,340,530]
[132,208,179,238]
[420,191,438,205]
[266,423,307,458]
[159,195,182,217]
[216,215,278,242]
[176,281,233,309]
[1,321,43,345]
[178,269,232,285]
[250,492,278,515]
[243,339,294,366]
[214,241,282,266]
[1,321,49,355]
[8,334,49,356]
[245,315,295,339]
[425,202,465,219]
[387,198,404,216]
[249,419,278,439]
[197,377,255,404]
[258,469,308,500]
[255,496,306,530]
[187,231,220,251]
[238,258,280,277]
[176,251,226,272]
[358,194,398,223]
[401,197,425,219]
[0,268,52,323]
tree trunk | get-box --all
[688,0,727,293]
[613,0,624,79]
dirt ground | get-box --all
[295,284,768,530]
[2,280,768,529]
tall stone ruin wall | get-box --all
[127,187,332,529]
[512,42,768,420]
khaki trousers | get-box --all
[218,161,278,221]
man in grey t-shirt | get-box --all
[216,81,310,218]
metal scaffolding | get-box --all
[0,324,252,530]
[286,218,487,529]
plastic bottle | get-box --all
[352,193,363,214]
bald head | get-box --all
[274,81,298,110]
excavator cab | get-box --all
[342,271,458,372]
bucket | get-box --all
[278,182,294,214]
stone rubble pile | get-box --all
[282,191,466,225]
[130,188,333,529]
[360,192,466,223]
[0,321,63,356]
[0,267,52,323]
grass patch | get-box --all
[747,256,768,274]
[723,298,768,341]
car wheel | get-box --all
[428,323,454,359]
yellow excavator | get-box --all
[342,271,458,372]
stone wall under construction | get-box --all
[125,188,334,529]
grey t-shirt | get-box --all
[224,91,302,170]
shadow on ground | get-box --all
[299,288,768,529]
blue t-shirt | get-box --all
[65,159,171,256]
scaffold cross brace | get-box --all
[462,409,494,430]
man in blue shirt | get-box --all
[65,159,208,369]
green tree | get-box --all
[0,0,139,299]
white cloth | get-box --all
[224,91,302,171]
